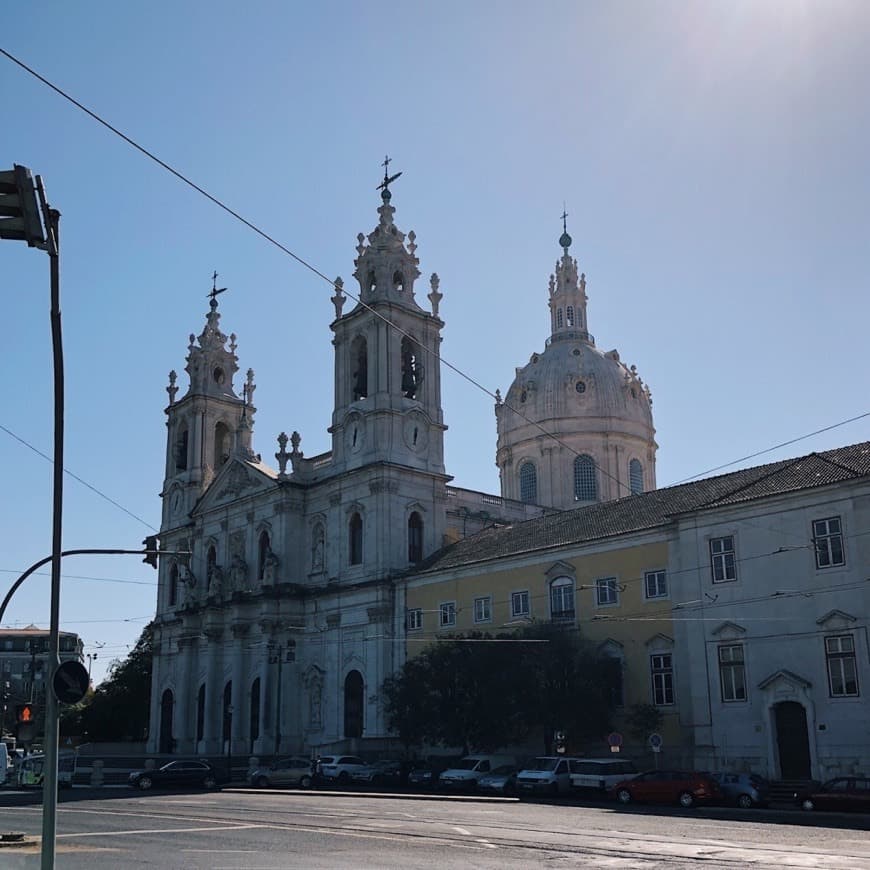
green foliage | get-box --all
[624,703,663,742]
[75,622,154,742]
[381,624,616,754]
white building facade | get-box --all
[669,446,870,781]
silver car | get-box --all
[710,772,769,808]
[249,757,314,789]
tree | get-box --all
[625,703,662,743]
[76,622,154,742]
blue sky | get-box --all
[3,1,869,686]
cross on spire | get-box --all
[377,154,403,192]
[561,205,569,234]
[208,271,228,307]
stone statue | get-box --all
[210,564,226,598]
[311,528,325,572]
[263,548,279,584]
[230,554,248,593]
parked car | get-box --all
[570,758,638,793]
[319,755,368,784]
[17,753,76,789]
[710,772,769,808]
[611,770,722,808]
[477,764,518,795]
[796,777,870,812]
[517,756,576,796]
[439,755,517,790]
[407,757,463,789]
[128,760,225,791]
[350,759,403,787]
[249,757,313,789]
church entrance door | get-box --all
[344,670,364,739]
[774,701,811,779]
[159,689,175,754]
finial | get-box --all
[495,388,502,405]
[167,370,178,404]
[276,431,290,477]
[559,205,572,251]
[376,154,403,201]
[208,270,228,310]
[290,430,302,454]
[246,368,256,404]
[331,276,345,319]
[428,272,442,317]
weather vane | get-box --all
[376,154,403,192]
[208,270,228,304]
[561,204,569,234]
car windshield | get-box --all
[456,759,480,770]
[528,758,559,772]
[490,765,514,775]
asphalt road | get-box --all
[1,787,868,869]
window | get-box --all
[596,578,619,606]
[826,635,859,697]
[629,459,643,495]
[644,570,668,599]
[519,462,538,504]
[511,590,530,618]
[206,545,216,591]
[650,653,674,705]
[401,337,422,399]
[213,421,231,470]
[349,512,363,565]
[439,601,456,628]
[550,577,575,620]
[351,336,368,400]
[718,644,747,702]
[408,512,423,563]
[175,427,189,472]
[814,517,845,568]
[599,654,624,707]
[169,563,179,607]
[710,536,736,583]
[473,596,492,624]
[257,530,270,580]
[557,308,564,328]
[406,608,423,631]
[566,305,574,326]
[574,454,597,501]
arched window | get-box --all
[344,670,364,738]
[401,337,422,399]
[206,545,216,591]
[169,563,179,607]
[408,512,423,563]
[175,426,189,472]
[222,681,233,750]
[566,305,575,326]
[574,454,598,502]
[366,269,376,294]
[213,422,231,470]
[351,336,368,400]
[249,677,260,750]
[629,459,644,495]
[393,270,404,293]
[159,689,174,754]
[550,577,575,621]
[349,512,363,565]
[598,646,625,707]
[519,462,538,504]
[257,530,270,580]
[557,308,564,328]
[196,684,205,742]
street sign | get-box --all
[53,660,89,704]
[607,732,623,747]
[648,732,663,752]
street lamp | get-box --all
[86,653,98,681]
[1,164,61,870]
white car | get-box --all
[517,756,576,796]
[319,755,368,784]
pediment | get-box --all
[194,459,277,514]
[816,609,857,630]
[644,632,674,650]
[711,621,747,639]
[545,560,576,581]
[597,638,624,657]
[757,669,812,691]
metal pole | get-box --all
[41,200,61,870]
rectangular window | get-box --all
[406,608,422,632]
[473,596,492,624]
[710,536,736,583]
[814,517,845,569]
[650,653,674,705]
[439,601,456,628]
[511,590,530,618]
[550,581,575,620]
[644,570,668,599]
[718,644,747,702]
[826,635,859,697]
[596,577,619,606]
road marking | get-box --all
[476,839,497,849]
[453,826,472,835]
[58,824,265,838]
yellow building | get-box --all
[402,502,683,761]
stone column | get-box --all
[202,627,224,754]
[230,622,249,756]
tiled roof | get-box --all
[413,441,870,575]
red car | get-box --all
[611,770,722,808]
[796,777,870,812]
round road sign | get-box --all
[607,732,623,747]
[53,660,90,704]
[648,732,663,750]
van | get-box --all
[0,742,8,786]
[569,758,637,793]
[439,755,516,790]
[17,752,77,789]
[516,756,577,796]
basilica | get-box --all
[147,178,658,758]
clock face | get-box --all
[347,416,365,454]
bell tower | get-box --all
[328,164,447,475]
[161,280,255,529]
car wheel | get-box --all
[255,775,269,788]
[138,777,153,791]
[737,793,753,809]
[801,798,815,811]
[299,774,312,789]
[678,791,695,809]
[203,775,217,789]
[616,788,632,804]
